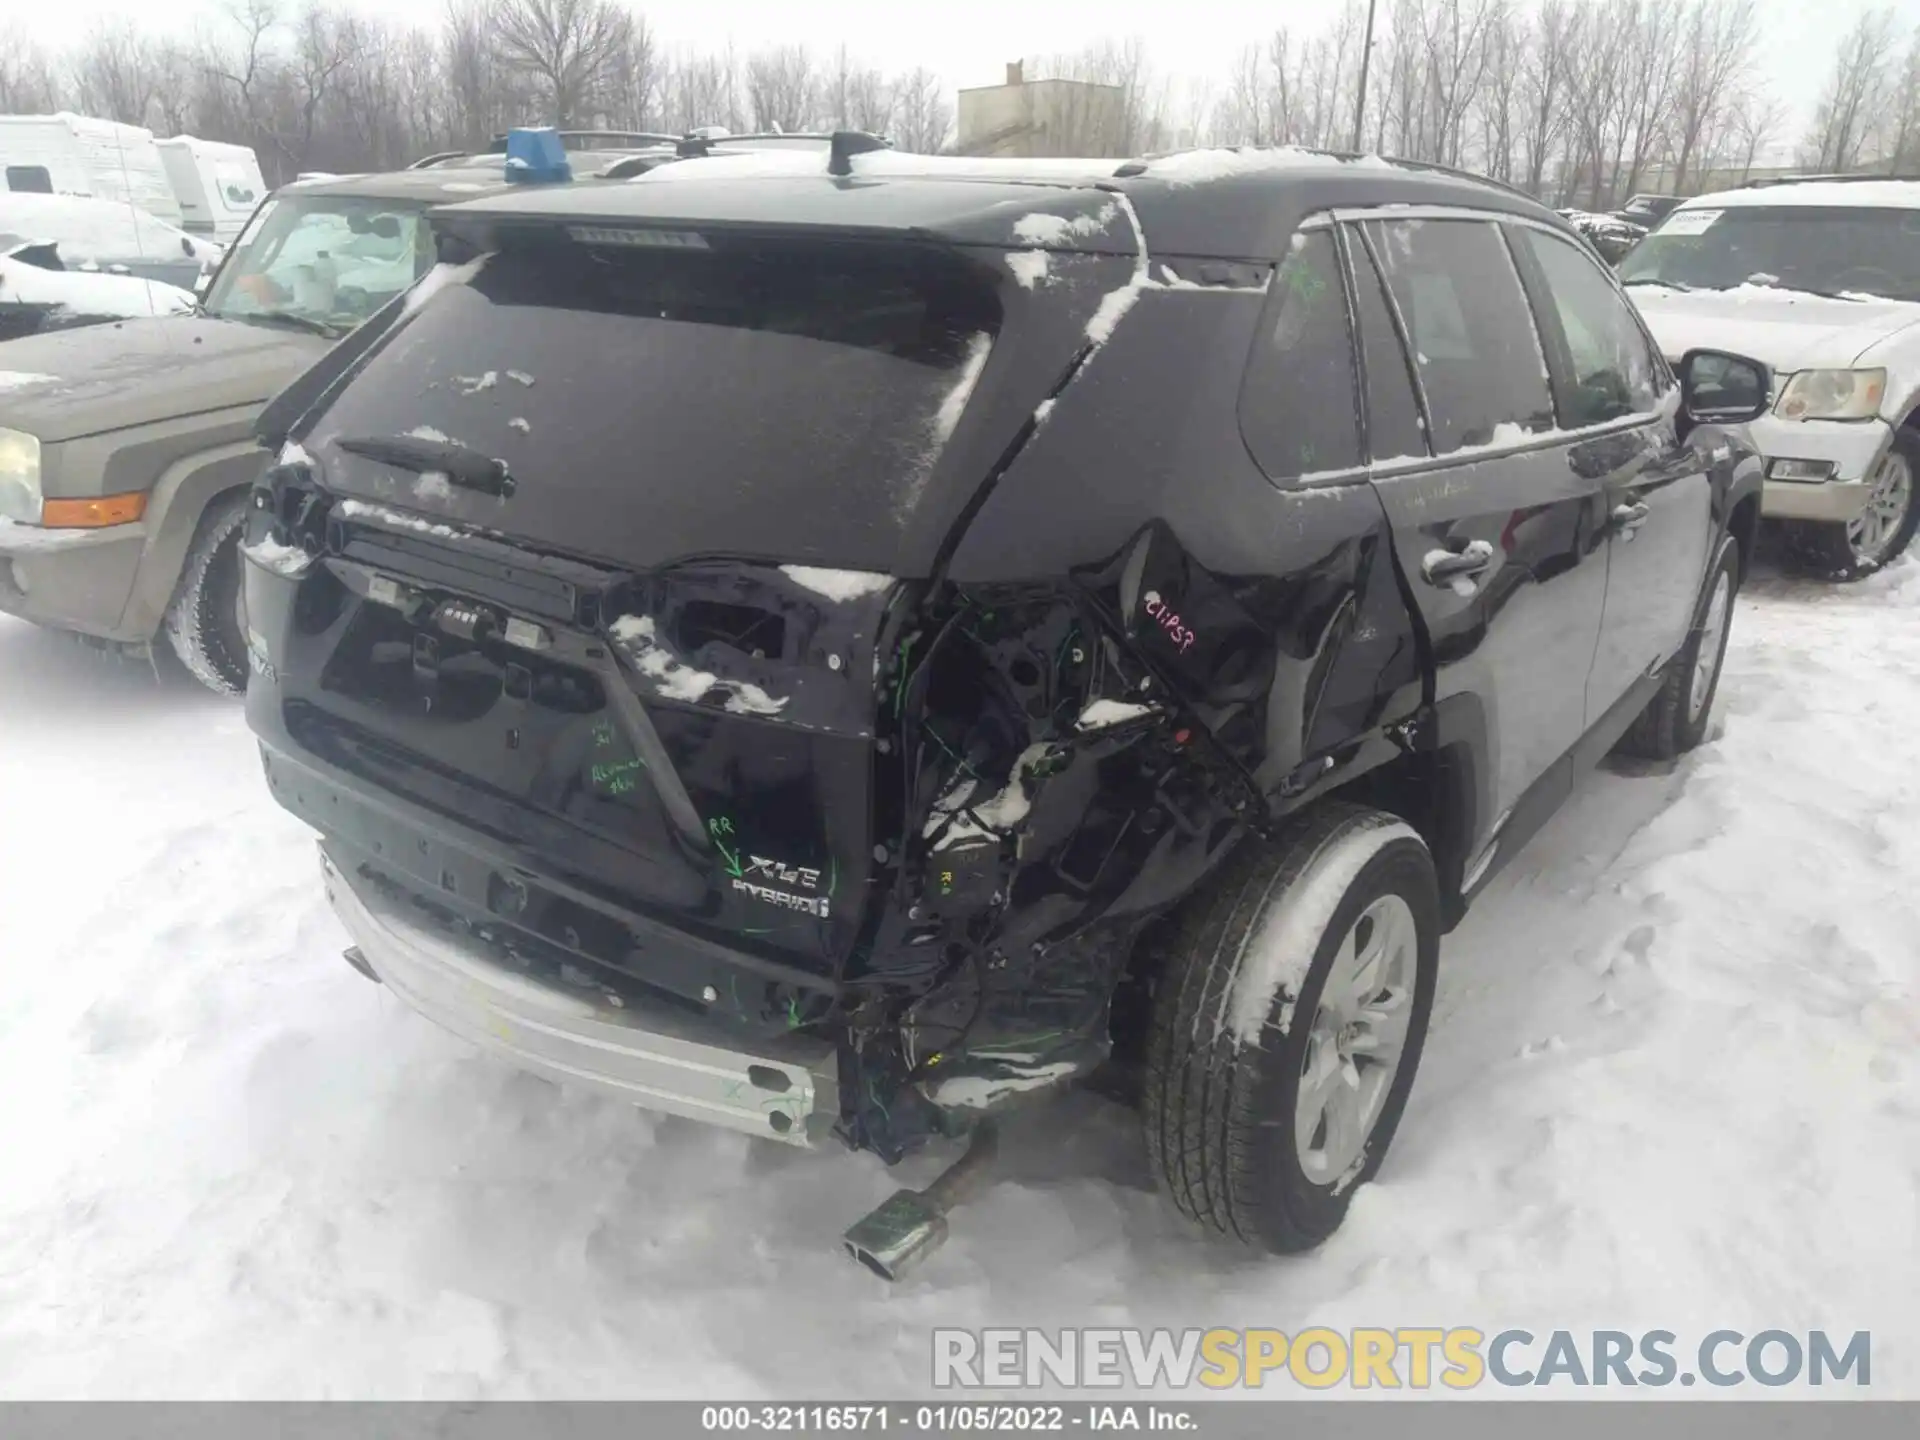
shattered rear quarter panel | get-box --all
[945,280,1425,810]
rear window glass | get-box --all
[5,167,52,194]
[1240,229,1362,482]
[306,233,1002,567]
[1365,219,1555,453]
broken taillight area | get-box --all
[844,580,1255,1158]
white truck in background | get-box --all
[157,136,267,242]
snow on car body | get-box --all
[0,247,194,335]
[241,142,1769,1274]
[1623,178,1920,576]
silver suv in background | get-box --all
[1621,177,1920,577]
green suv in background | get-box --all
[0,163,545,693]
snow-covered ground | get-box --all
[0,553,1915,1398]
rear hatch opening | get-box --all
[244,189,1265,1149]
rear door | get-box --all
[1508,223,1711,722]
[1348,211,1610,888]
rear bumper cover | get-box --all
[319,842,842,1147]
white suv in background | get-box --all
[1621,178,1920,577]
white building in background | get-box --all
[957,63,1129,158]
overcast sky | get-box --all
[18,0,1919,142]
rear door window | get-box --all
[1515,226,1663,426]
[1240,228,1362,481]
[1344,233,1428,463]
[1364,218,1555,453]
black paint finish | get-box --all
[244,153,1764,1161]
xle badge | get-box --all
[710,819,830,918]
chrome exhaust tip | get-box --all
[843,1121,998,1281]
[844,1191,951,1281]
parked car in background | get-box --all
[1617,193,1684,228]
[0,113,185,228]
[1559,208,1648,264]
[0,191,221,296]
[241,143,1769,1277]
[0,129,817,694]
[0,239,194,340]
[1621,177,1920,577]
[0,154,571,693]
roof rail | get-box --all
[483,129,682,155]
[670,130,865,158]
[407,150,472,170]
[1123,145,1548,206]
[1367,152,1545,205]
[1739,171,1920,189]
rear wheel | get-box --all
[163,493,250,697]
[1782,432,1920,580]
[1618,538,1739,761]
[1142,804,1439,1254]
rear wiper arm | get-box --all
[334,434,517,498]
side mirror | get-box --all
[193,268,212,296]
[1679,349,1771,425]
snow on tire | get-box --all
[164,492,250,697]
[1143,803,1439,1254]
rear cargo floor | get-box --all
[0,557,1916,1396]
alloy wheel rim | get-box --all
[1295,893,1417,1186]
[1688,570,1732,723]
[1846,451,1913,565]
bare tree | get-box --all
[665,48,743,133]
[71,21,164,127]
[605,15,663,129]
[1886,26,1920,170]
[207,0,280,163]
[1805,6,1899,171]
[846,67,894,135]
[890,66,951,153]
[1517,0,1578,193]
[1727,85,1788,182]
[1667,0,1758,193]
[1423,0,1500,168]
[0,25,65,113]
[492,0,632,128]
[745,45,817,132]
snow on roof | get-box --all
[0,193,219,263]
[1678,180,1920,212]
[1133,147,1401,185]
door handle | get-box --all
[1610,501,1651,532]
[1420,539,1495,586]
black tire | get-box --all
[1780,429,1920,581]
[1616,537,1739,761]
[1143,804,1439,1254]
[163,493,250,697]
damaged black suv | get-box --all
[243,141,1770,1277]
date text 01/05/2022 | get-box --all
[699,1405,1198,1431]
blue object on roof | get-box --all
[504,128,572,184]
